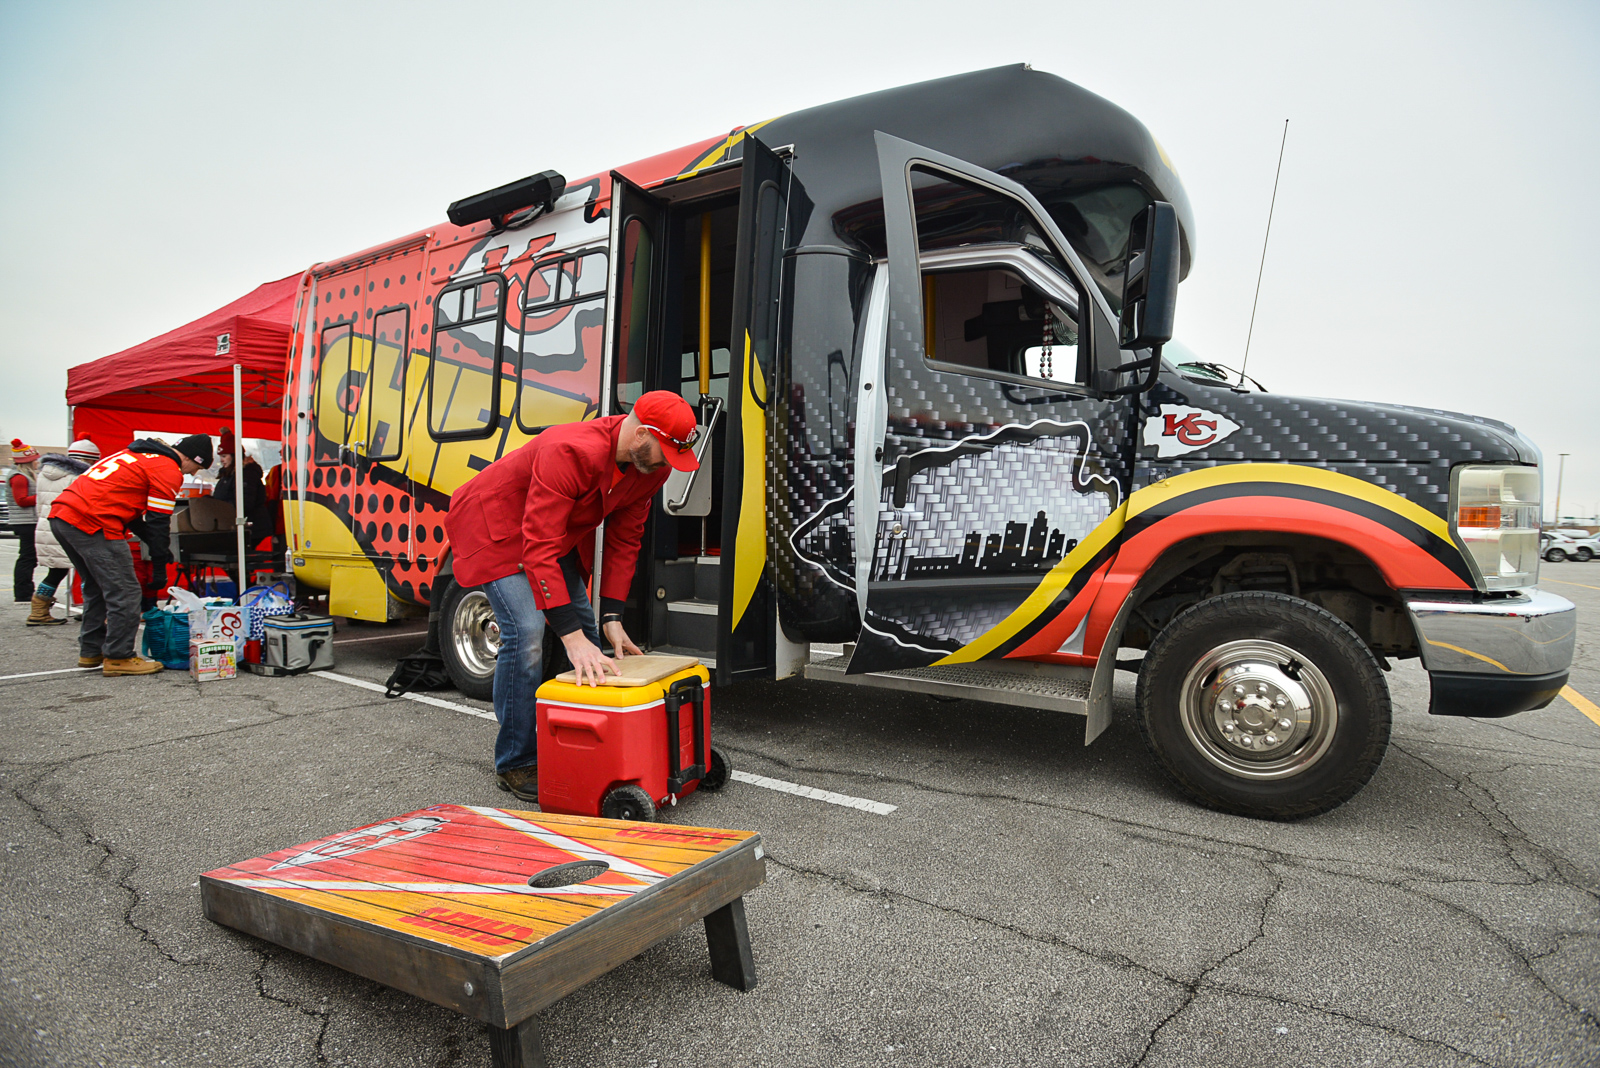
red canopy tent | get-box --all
[65,273,304,587]
[67,274,301,454]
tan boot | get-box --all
[78,655,104,668]
[103,656,164,677]
[26,594,64,626]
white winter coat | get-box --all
[33,455,92,569]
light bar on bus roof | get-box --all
[447,170,566,228]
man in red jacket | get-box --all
[50,434,212,675]
[444,391,700,800]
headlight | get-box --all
[1450,464,1541,591]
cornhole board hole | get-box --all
[201,804,764,1067]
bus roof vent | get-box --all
[447,170,566,228]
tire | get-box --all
[1545,548,1567,563]
[699,748,731,792]
[600,784,656,821]
[1576,548,1593,562]
[1136,591,1391,820]
[438,578,498,701]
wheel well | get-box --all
[1119,533,1419,659]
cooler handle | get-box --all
[546,708,609,740]
[664,676,707,794]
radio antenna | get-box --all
[1239,119,1288,386]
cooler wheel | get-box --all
[700,748,731,792]
[600,784,656,822]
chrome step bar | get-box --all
[804,645,1102,727]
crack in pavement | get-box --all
[719,739,1542,895]
[770,847,1511,1067]
[1131,860,1285,1067]
[0,692,390,769]
[764,852,1182,988]
[743,739,1600,1064]
[6,766,340,1065]
[250,946,333,1066]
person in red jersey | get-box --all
[49,434,212,676]
[444,392,700,800]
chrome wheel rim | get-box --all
[450,590,500,677]
[1178,639,1338,780]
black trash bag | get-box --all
[385,649,454,698]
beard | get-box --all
[627,438,666,473]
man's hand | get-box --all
[560,630,620,687]
[603,620,642,659]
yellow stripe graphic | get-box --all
[1125,463,1453,542]
[730,333,767,631]
[929,462,1452,666]
[677,118,780,181]
[931,502,1128,665]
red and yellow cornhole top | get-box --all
[203,805,756,960]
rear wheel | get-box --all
[700,748,731,792]
[438,578,498,701]
[1546,548,1568,563]
[1136,591,1391,819]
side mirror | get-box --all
[1098,202,1180,396]
[1119,201,1180,353]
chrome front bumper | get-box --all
[1404,589,1576,717]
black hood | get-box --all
[1139,371,1538,519]
[128,438,183,464]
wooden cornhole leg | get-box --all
[704,896,757,991]
[489,1017,547,1068]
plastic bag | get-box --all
[166,586,240,645]
[241,581,295,640]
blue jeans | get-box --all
[482,560,600,774]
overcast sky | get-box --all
[2,0,1595,517]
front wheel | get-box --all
[438,578,498,701]
[1136,591,1391,819]
[1576,548,1593,562]
[601,784,656,822]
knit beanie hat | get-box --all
[67,439,101,461]
[9,438,40,464]
[174,434,214,468]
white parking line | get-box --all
[312,671,896,814]
[730,770,897,815]
[0,666,101,682]
[334,631,429,646]
[313,670,497,721]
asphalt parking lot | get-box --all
[1,543,1596,1068]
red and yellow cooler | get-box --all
[535,656,729,821]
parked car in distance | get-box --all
[1542,531,1598,562]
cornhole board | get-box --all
[201,804,764,1067]
[553,652,700,687]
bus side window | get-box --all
[365,306,409,459]
[312,321,356,458]
[427,277,504,441]
[516,249,607,433]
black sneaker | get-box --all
[496,765,539,802]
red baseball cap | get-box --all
[632,391,701,472]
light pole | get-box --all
[1553,453,1569,526]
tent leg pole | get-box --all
[234,363,246,597]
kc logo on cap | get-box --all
[632,391,700,473]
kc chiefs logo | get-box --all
[1142,404,1241,457]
